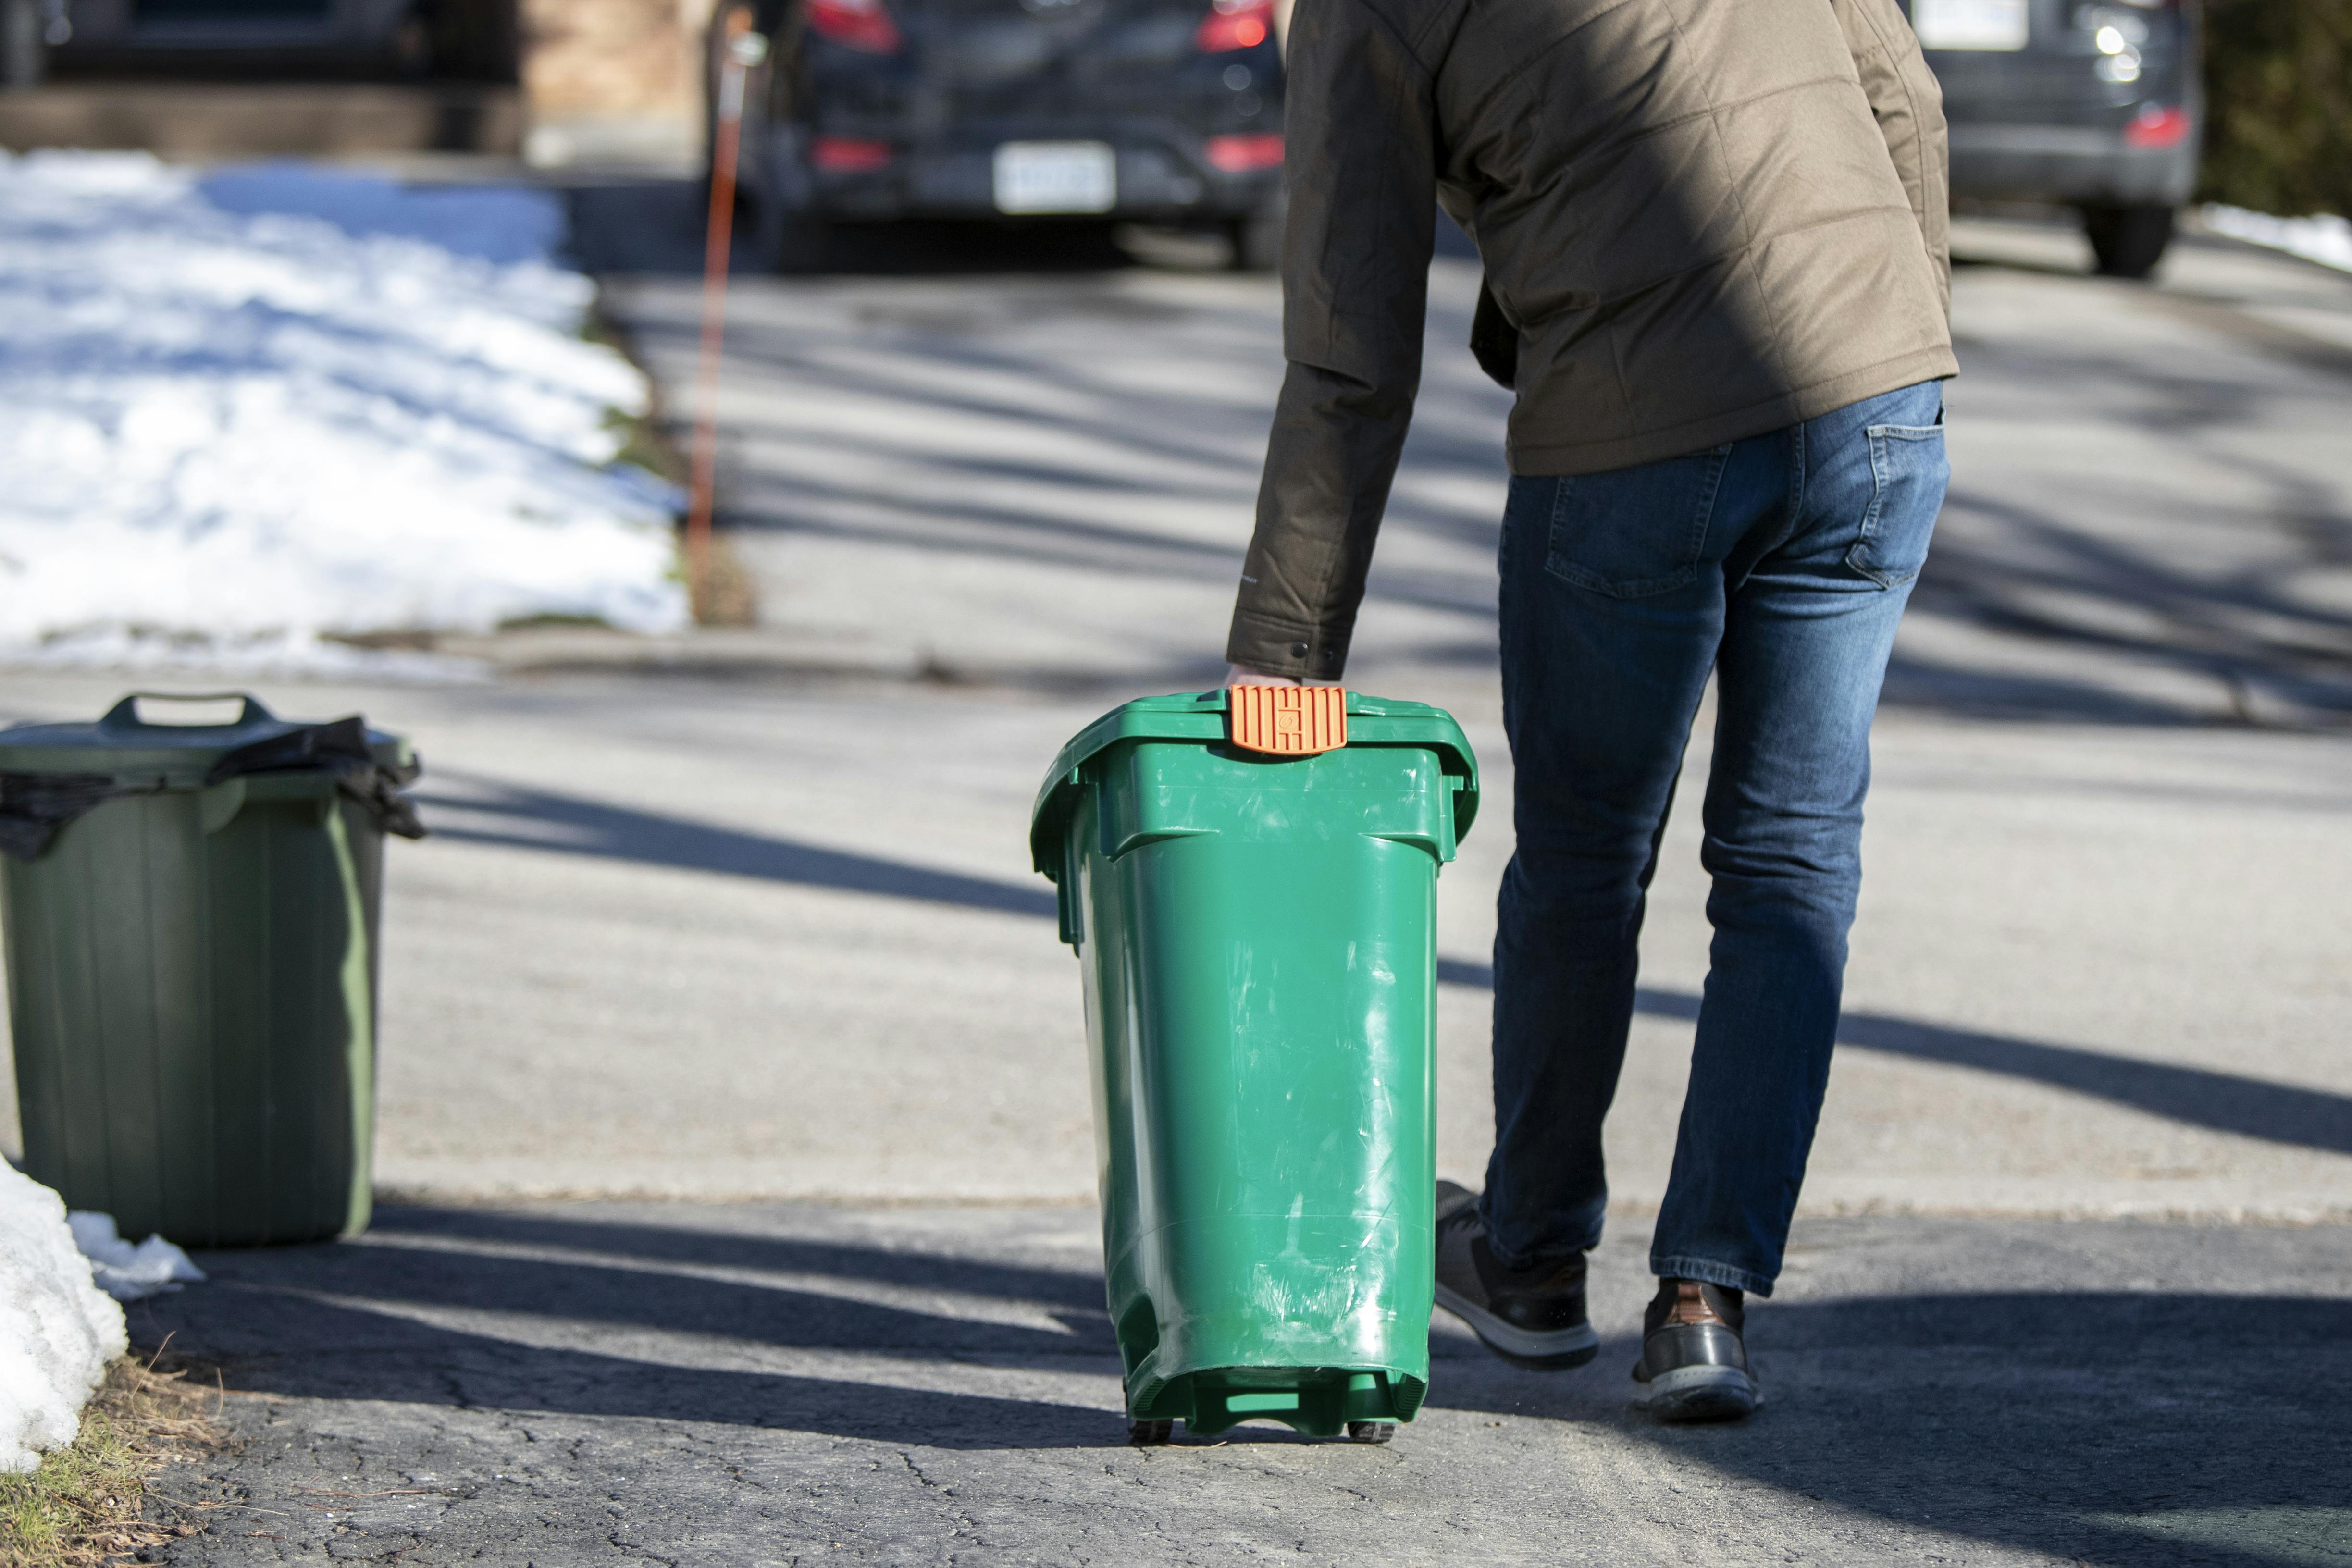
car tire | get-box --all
[715,176,772,270]
[1227,190,1286,272]
[2081,202,2175,280]
[772,212,837,274]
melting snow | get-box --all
[0,1163,127,1473]
[2200,204,2352,274]
[68,1212,208,1302]
[0,152,689,671]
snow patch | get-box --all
[2200,204,2352,274]
[0,1164,128,1474]
[0,151,690,674]
[68,1213,208,1302]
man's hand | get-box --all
[1226,664,1341,688]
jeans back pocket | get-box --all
[1541,445,1731,599]
[1846,424,1948,588]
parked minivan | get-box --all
[1909,0,2201,277]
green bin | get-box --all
[0,692,421,1246]
[1030,688,1478,1440]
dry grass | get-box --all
[587,300,764,630]
[685,530,761,627]
[0,1351,227,1568]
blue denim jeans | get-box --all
[1480,380,1949,1296]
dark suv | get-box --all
[707,0,1286,270]
[1911,0,2202,277]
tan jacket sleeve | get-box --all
[1224,0,1439,681]
[1834,0,1953,319]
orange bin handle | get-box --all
[1226,685,1348,756]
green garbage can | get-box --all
[1030,686,1478,1442]
[0,692,423,1247]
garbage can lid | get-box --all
[0,692,412,783]
[1028,688,1479,878]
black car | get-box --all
[1909,0,2201,277]
[7,0,509,81]
[708,0,1287,270]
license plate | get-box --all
[992,141,1116,215]
[1912,0,2029,50]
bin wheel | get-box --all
[1129,1419,1176,1446]
[1346,1421,1396,1445]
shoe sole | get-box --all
[1434,1283,1600,1371]
[1631,1363,1760,1423]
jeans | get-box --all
[1480,380,1949,1296]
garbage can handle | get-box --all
[98,692,278,732]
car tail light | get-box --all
[2124,105,2191,148]
[1204,133,1284,172]
[808,0,902,53]
[1196,0,1272,53]
[813,135,894,171]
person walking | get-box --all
[1224,0,1956,1422]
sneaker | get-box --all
[1431,1180,1599,1370]
[1630,1279,1760,1422]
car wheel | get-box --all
[1227,189,1286,273]
[721,177,784,272]
[2080,202,2175,281]
[772,212,838,274]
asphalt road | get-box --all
[135,1205,2352,1567]
[2,197,2348,1565]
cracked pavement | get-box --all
[136,1203,2352,1566]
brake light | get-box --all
[2124,105,2191,148]
[1196,0,1271,53]
[813,135,894,171]
[809,0,902,53]
[1205,133,1283,171]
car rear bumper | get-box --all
[1948,122,2199,206]
[779,132,1278,222]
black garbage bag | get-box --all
[0,714,424,862]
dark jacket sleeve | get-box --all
[1835,0,1953,319]
[1224,0,1439,681]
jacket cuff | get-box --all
[1225,609,1351,681]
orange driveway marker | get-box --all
[684,6,764,616]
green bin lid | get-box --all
[1028,688,1479,878]
[0,692,412,784]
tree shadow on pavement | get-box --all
[1429,1283,2351,1568]
[1467,959,2352,1161]
[136,1204,2352,1563]
[563,180,2352,730]
[141,1203,1122,1451]
[413,772,1059,920]
[1899,475,2352,729]
[1629,983,2352,1159]
[414,776,2352,1161]
[370,1205,1110,1314]
[157,1294,1109,1451]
